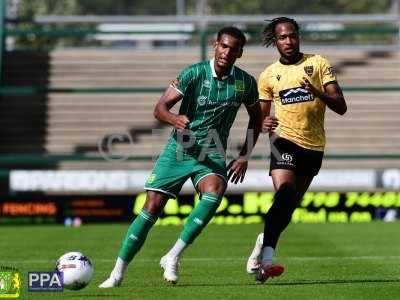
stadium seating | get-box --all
[1,48,399,170]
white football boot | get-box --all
[98,276,122,288]
[160,255,179,284]
[246,232,264,274]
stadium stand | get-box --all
[1,48,399,170]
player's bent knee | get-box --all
[197,176,227,195]
[143,192,169,214]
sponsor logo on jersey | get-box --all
[199,97,240,107]
[234,80,245,92]
[279,87,314,105]
[197,96,208,106]
[227,100,241,107]
[304,65,314,76]
[276,75,281,81]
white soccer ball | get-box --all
[55,251,94,290]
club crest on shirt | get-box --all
[202,79,211,89]
[234,80,245,92]
[304,65,314,77]
[146,174,156,184]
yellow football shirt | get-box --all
[258,53,337,151]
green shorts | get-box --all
[144,139,227,198]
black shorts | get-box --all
[269,137,324,176]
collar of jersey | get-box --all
[209,59,234,80]
[279,52,304,65]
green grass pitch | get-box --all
[1,222,400,299]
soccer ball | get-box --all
[55,252,94,290]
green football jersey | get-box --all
[171,59,258,154]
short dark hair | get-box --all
[262,17,300,47]
[217,26,246,47]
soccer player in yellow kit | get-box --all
[246,17,347,283]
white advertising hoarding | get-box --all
[8,168,389,193]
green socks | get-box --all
[118,209,157,262]
[180,192,222,244]
[118,193,222,262]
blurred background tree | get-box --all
[77,0,176,15]
[15,0,392,16]
[207,0,390,14]
[8,0,394,49]
[13,0,81,49]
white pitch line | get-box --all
[1,256,400,265]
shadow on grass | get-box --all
[70,294,120,298]
[270,278,400,286]
[178,278,400,287]
[65,278,400,295]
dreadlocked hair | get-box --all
[262,17,300,48]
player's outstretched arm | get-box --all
[239,102,263,159]
[153,87,189,131]
[299,77,347,115]
[227,102,262,184]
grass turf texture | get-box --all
[1,222,400,299]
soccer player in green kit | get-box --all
[100,26,262,287]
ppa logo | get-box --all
[28,272,63,292]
